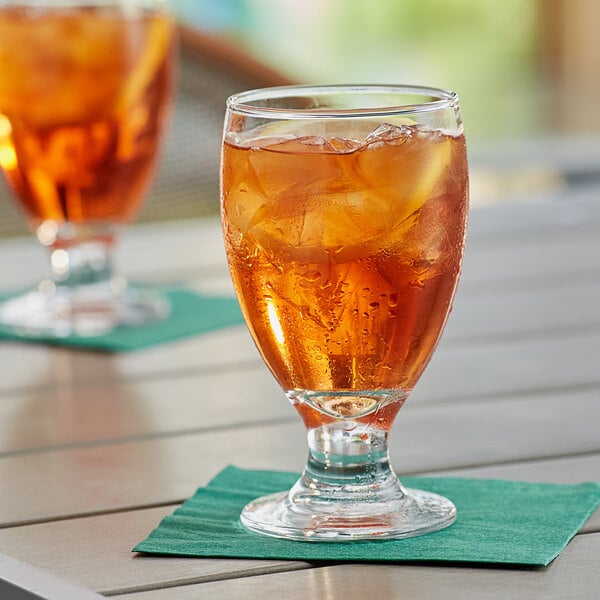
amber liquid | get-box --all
[222,125,468,428]
[0,5,175,235]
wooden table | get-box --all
[0,193,599,598]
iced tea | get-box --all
[0,5,175,234]
[222,123,468,428]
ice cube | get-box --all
[296,134,334,150]
[294,135,361,154]
[329,136,363,153]
[365,122,413,144]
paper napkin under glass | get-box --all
[134,466,600,567]
[0,288,244,351]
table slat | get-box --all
[115,533,600,600]
[0,507,310,597]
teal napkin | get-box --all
[0,288,244,351]
[134,466,600,567]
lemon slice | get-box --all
[117,14,173,112]
[356,131,454,253]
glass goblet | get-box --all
[221,84,469,541]
[0,0,176,337]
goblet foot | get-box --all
[241,484,456,542]
[0,279,169,337]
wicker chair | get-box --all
[0,24,294,238]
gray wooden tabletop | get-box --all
[0,194,599,599]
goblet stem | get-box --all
[48,238,116,289]
[299,422,398,500]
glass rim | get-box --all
[226,84,459,119]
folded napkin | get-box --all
[134,466,600,567]
[0,288,244,351]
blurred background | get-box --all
[1,0,599,236]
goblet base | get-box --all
[0,280,170,338]
[241,485,456,542]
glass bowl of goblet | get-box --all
[0,0,176,337]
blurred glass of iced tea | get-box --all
[0,3,176,244]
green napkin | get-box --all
[0,288,244,351]
[134,466,600,567]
